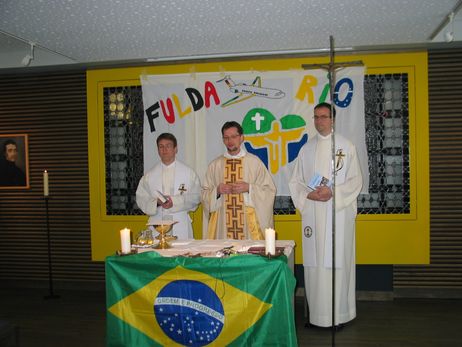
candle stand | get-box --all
[44,196,59,300]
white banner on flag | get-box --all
[140,68,368,195]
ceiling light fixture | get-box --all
[21,42,35,66]
[0,29,76,65]
[428,0,462,41]
[445,12,455,42]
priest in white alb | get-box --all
[202,121,276,240]
[289,102,363,328]
[136,133,201,239]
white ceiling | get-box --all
[1,0,462,69]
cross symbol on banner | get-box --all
[251,112,265,131]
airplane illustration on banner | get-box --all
[217,75,286,107]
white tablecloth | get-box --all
[136,239,295,271]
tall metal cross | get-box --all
[301,36,363,347]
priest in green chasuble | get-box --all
[202,121,276,240]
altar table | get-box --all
[106,240,297,346]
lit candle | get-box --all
[265,228,276,255]
[120,228,131,254]
[43,170,49,196]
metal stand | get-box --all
[328,36,338,347]
[44,196,59,300]
[302,36,363,346]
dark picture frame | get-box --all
[0,134,30,189]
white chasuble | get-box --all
[289,134,360,268]
[136,160,201,239]
[289,132,362,327]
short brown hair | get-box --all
[314,102,336,119]
[221,121,243,136]
[156,133,177,147]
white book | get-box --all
[307,172,331,190]
[156,190,168,203]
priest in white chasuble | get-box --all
[202,121,276,240]
[289,103,363,328]
[136,133,201,239]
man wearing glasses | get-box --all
[136,133,201,239]
[201,121,276,240]
[289,102,363,329]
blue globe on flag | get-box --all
[154,280,225,346]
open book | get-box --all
[307,172,332,190]
[156,190,169,203]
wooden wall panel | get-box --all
[394,48,462,297]
[0,70,104,288]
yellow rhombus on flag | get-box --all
[108,265,272,346]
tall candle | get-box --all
[120,228,131,254]
[43,170,49,196]
[265,228,276,255]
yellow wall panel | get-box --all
[87,52,429,264]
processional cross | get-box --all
[301,36,363,347]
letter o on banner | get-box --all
[334,78,354,108]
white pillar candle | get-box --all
[265,228,276,255]
[43,170,49,196]
[120,228,131,254]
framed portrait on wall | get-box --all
[0,134,30,189]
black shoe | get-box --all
[304,323,346,330]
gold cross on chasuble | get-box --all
[335,148,345,174]
[224,158,245,239]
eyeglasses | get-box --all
[313,115,331,120]
[158,144,174,150]
[222,134,241,141]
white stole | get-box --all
[301,134,350,268]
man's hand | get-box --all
[217,183,233,194]
[217,181,249,195]
[160,196,173,209]
[231,181,249,194]
[307,186,332,201]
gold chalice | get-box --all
[149,221,178,249]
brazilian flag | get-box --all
[106,251,297,346]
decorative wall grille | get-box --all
[103,74,411,216]
[358,73,410,214]
[103,86,144,215]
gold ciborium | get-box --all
[149,221,178,249]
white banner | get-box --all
[140,68,368,195]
